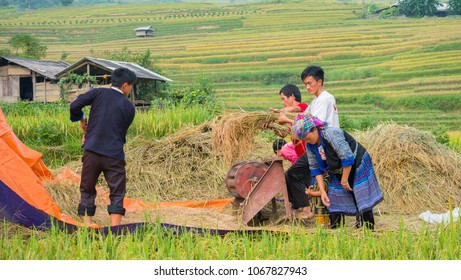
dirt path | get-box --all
[90,201,429,233]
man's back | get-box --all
[70,87,135,160]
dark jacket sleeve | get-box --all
[69,90,97,122]
[127,105,135,127]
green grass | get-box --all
[1,218,460,260]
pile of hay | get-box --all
[125,122,226,202]
[354,123,461,214]
[211,111,280,164]
[125,111,283,202]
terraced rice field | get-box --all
[0,0,460,130]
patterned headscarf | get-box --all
[292,114,327,139]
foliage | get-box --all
[364,2,380,16]
[0,48,11,56]
[398,0,441,17]
[379,7,401,18]
[182,76,216,109]
[448,0,461,14]
[104,47,166,102]
[1,219,461,259]
[60,51,69,61]
[431,126,450,146]
[57,72,97,101]
[61,0,73,6]
[1,0,73,8]
[31,120,66,146]
[154,75,218,111]
[6,33,47,59]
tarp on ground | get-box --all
[0,108,235,234]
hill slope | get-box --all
[0,0,460,129]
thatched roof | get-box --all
[56,57,172,82]
[0,56,69,79]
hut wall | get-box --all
[0,75,20,102]
[5,65,31,76]
[35,81,61,102]
[0,66,7,76]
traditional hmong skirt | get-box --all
[326,152,384,215]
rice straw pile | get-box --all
[211,111,279,165]
[124,111,285,201]
[125,122,228,202]
[354,123,461,214]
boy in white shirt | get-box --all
[302,66,339,128]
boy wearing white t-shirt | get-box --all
[302,66,339,128]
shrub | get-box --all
[448,0,461,14]
[398,0,441,18]
[431,126,450,145]
[31,120,66,146]
[380,7,401,18]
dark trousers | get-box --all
[285,152,311,209]
[330,210,375,230]
[78,150,127,216]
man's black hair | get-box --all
[111,67,137,88]
[279,84,302,102]
[301,66,324,84]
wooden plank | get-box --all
[7,65,30,76]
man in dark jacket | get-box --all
[70,67,136,226]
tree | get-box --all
[0,0,10,7]
[61,0,73,6]
[448,0,461,14]
[398,0,441,17]
[7,34,47,59]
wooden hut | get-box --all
[0,56,69,103]
[56,57,173,103]
[134,26,154,37]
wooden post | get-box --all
[131,82,136,103]
[32,72,36,101]
[44,78,47,104]
[86,64,90,88]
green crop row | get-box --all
[1,218,460,260]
